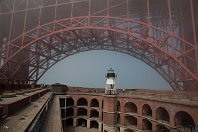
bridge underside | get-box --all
[0,0,198,91]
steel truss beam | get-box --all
[0,0,197,91]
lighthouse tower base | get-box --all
[105,88,116,95]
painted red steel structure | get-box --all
[0,0,197,91]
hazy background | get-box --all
[38,50,172,90]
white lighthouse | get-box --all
[105,68,117,95]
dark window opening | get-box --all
[77,98,88,106]
[124,116,137,127]
[124,102,137,113]
[142,104,152,117]
[156,107,170,123]
[90,120,99,129]
[77,118,87,127]
[117,114,120,124]
[61,109,65,118]
[90,98,99,107]
[66,118,73,127]
[175,111,195,128]
[66,98,74,107]
[62,120,66,129]
[60,98,65,107]
[77,108,87,116]
[142,119,152,130]
[90,109,99,118]
[117,101,121,111]
[66,108,74,117]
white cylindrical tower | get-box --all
[105,68,117,95]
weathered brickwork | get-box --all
[59,87,198,132]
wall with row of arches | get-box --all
[59,94,198,132]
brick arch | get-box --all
[77,97,88,106]
[66,97,74,107]
[142,104,152,117]
[90,98,99,108]
[124,102,137,113]
[156,107,170,123]
[174,111,195,127]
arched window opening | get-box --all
[77,98,88,106]
[175,111,195,128]
[156,107,170,123]
[61,109,65,118]
[60,98,65,107]
[90,109,99,118]
[90,120,99,129]
[66,98,74,107]
[117,114,120,124]
[124,102,137,113]
[117,101,121,111]
[77,108,87,116]
[66,108,74,117]
[124,116,137,127]
[65,118,73,127]
[90,98,99,107]
[156,125,169,132]
[142,104,152,117]
[77,118,87,127]
[142,119,152,131]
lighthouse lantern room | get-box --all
[105,68,117,95]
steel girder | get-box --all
[0,0,197,90]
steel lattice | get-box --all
[0,0,197,91]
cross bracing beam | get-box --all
[0,0,197,90]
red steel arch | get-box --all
[0,0,197,91]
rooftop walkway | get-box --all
[40,95,63,132]
[0,89,51,132]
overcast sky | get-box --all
[38,50,172,90]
